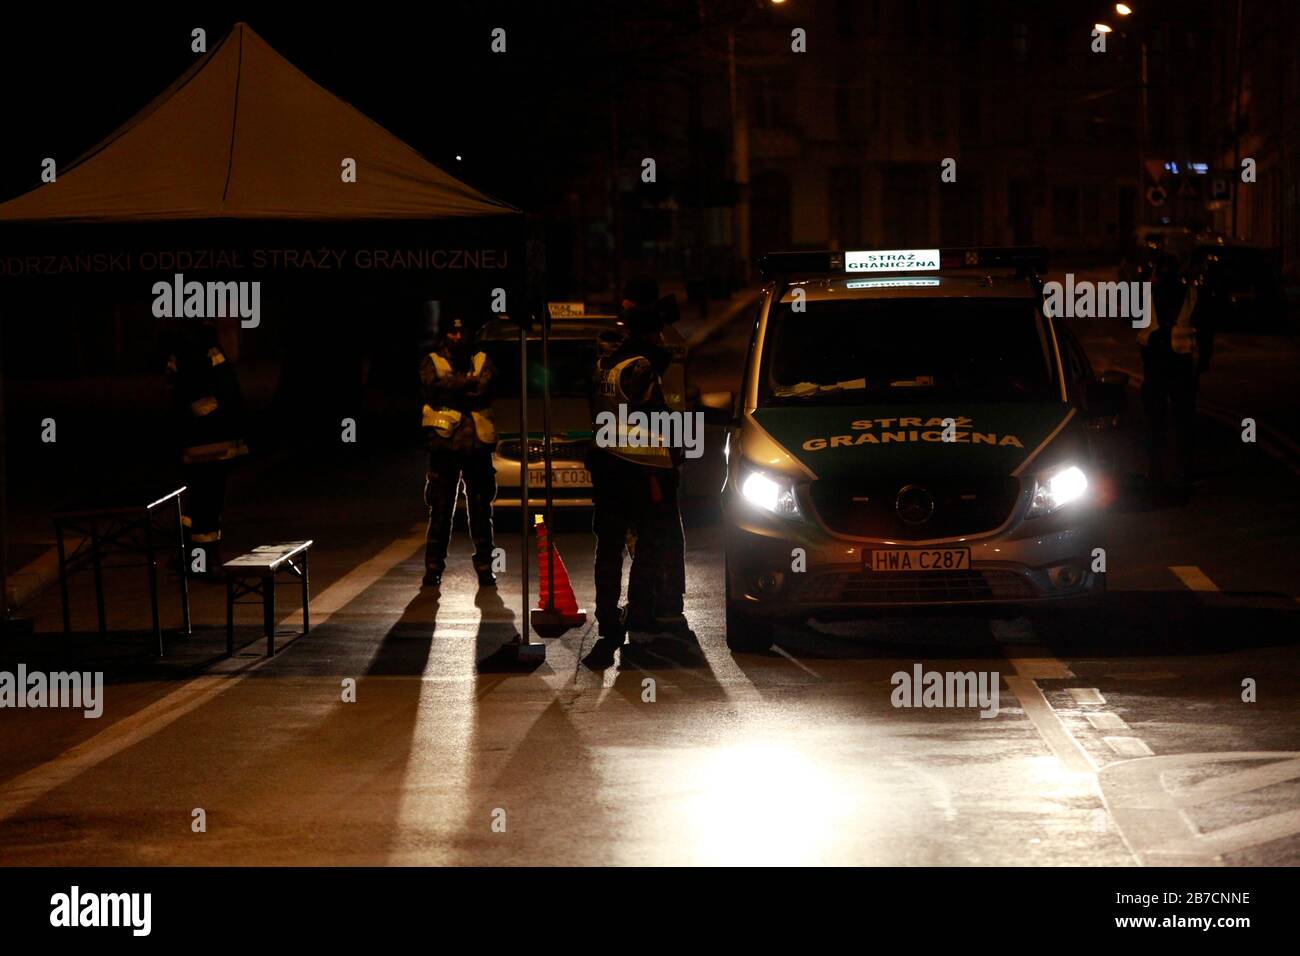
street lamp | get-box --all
[1095,22,1113,33]
[1116,3,1133,16]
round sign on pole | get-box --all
[1146,185,1167,207]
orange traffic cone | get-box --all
[530,514,587,637]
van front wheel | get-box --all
[725,600,774,652]
[724,551,774,651]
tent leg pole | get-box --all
[512,322,542,663]
[0,313,8,623]
[541,305,555,610]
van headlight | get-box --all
[1026,464,1089,518]
[739,464,801,517]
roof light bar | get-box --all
[758,246,1048,278]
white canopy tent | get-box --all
[0,22,516,224]
[0,24,544,661]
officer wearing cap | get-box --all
[584,277,687,666]
[420,307,500,589]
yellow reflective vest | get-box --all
[421,350,497,444]
[593,356,675,468]
[1138,283,1199,364]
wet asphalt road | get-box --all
[0,297,1298,866]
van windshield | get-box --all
[760,297,1058,406]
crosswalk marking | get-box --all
[1067,687,1106,706]
[1086,712,1130,732]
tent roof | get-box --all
[0,23,518,224]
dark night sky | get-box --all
[0,6,566,210]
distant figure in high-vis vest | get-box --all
[419,311,499,589]
[1137,254,1206,491]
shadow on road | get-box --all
[367,586,440,675]
[718,591,1299,668]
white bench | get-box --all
[222,541,313,656]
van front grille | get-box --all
[807,476,1021,540]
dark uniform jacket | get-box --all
[166,328,248,465]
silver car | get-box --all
[478,314,687,509]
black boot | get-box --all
[422,571,442,589]
[583,636,623,670]
[477,568,497,588]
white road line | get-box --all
[0,531,427,825]
[1105,736,1155,757]
[1170,565,1220,593]
[771,644,821,679]
[1002,646,1074,679]
[1003,675,1097,775]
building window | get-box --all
[906,93,922,144]
[929,0,945,37]
[1053,186,1080,237]
[834,87,852,135]
[836,0,859,34]
[752,76,781,129]
[960,84,981,144]
[930,90,945,144]
[1011,22,1028,60]
[904,2,921,39]
[1081,184,1102,236]
[829,167,864,248]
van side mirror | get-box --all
[1087,371,1129,419]
[697,390,736,427]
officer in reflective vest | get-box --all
[1137,255,1203,489]
[419,313,499,589]
[584,278,687,668]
